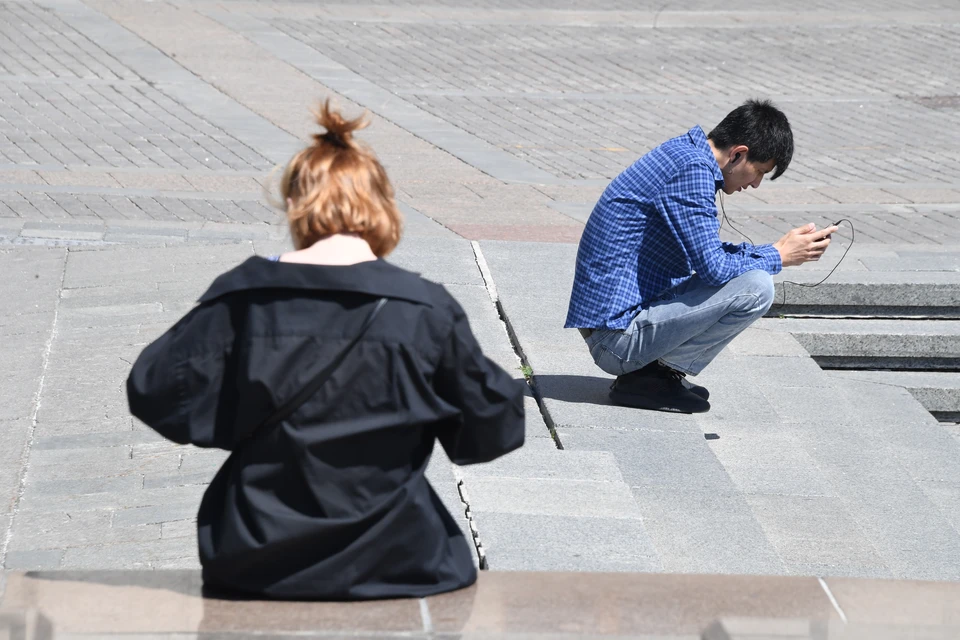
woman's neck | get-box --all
[279,233,378,266]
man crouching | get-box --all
[565,99,836,413]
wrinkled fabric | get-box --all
[127,256,525,600]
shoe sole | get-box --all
[609,389,711,414]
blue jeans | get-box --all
[583,270,775,377]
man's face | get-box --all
[721,154,776,195]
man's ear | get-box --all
[729,145,749,165]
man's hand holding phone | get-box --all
[774,222,839,267]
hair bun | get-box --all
[313,99,368,148]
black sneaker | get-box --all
[671,368,709,400]
[641,362,710,399]
[609,363,711,414]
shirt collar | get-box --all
[198,256,435,307]
[688,125,724,188]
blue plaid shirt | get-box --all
[565,126,782,330]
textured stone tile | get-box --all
[475,512,660,572]
[465,476,642,519]
[459,449,624,483]
[632,486,783,575]
[8,510,160,551]
[3,548,64,570]
[0,419,30,514]
[560,428,734,490]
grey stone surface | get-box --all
[480,237,960,578]
[559,428,735,491]
[475,513,660,572]
[3,549,65,571]
[828,369,960,416]
[775,318,960,367]
[3,0,960,582]
[631,486,785,575]
[465,476,643,519]
[202,7,562,185]
[459,448,623,483]
[390,236,485,287]
[58,537,197,570]
[444,283,519,375]
[1,420,34,515]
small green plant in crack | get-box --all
[520,365,534,380]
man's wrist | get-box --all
[772,241,788,267]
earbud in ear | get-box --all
[733,152,741,163]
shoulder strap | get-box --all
[245,297,388,442]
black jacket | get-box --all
[126,256,525,600]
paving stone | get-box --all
[559,427,735,490]
[59,537,196,570]
[109,173,195,191]
[183,175,262,193]
[160,518,196,540]
[725,328,811,358]
[0,169,47,185]
[816,187,910,205]
[883,187,960,204]
[16,484,207,516]
[24,475,143,497]
[745,495,867,542]
[175,450,229,474]
[424,454,468,540]
[751,187,841,205]
[631,486,784,575]
[28,445,133,469]
[465,476,642,519]
[762,381,936,428]
[5,0,960,582]
[37,171,121,188]
[7,510,160,551]
[390,236,484,286]
[917,479,960,534]
[0,419,31,515]
[3,549,64,571]
[459,449,623,483]
[112,503,199,528]
[476,513,660,572]
[140,471,214,491]
[723,465,835,498]
[540,375,703,433]
[782,318,960,366]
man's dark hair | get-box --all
[708,99,793,180]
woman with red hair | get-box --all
[127,101,525,600]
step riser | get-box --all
[815,356,960,371]
[769,282,960,318]
[768,306,960,319]
[823,366,960,422]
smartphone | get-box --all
[824,220,842,240]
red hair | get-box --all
[279,100,401,256]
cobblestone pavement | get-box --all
[2,0,960,582]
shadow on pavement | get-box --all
[532,374,614,405]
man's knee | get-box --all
[585,329,631,376]
[735,270,775,316]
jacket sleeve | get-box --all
[126,304,236,450]
[657,162,782,286]
[433,300,526,465]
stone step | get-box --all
[767,272,960,318]
[3,570,960,638]
[763,318,960,369]
[827,370,960,420]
